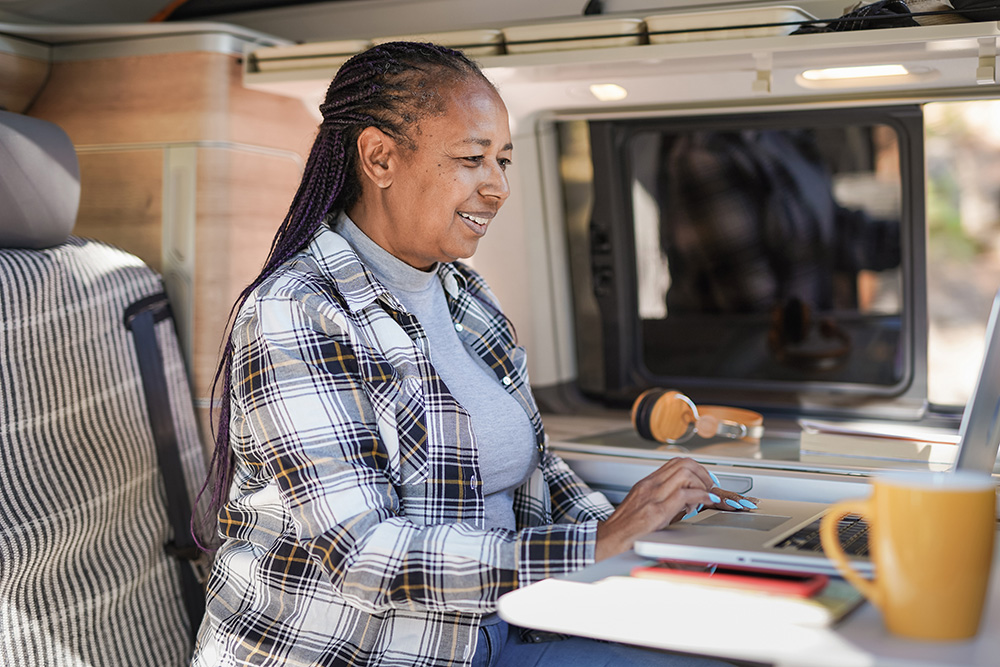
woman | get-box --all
[193,41,746,666]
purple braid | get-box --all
[193,41,492,548]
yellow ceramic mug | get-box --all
[820,470,996,640]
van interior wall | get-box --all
[25,48,318,453]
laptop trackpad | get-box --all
[695,513,790,531]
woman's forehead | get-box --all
[421,80,510,145]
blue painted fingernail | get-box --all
[683,509,699,520]
[694,503,704,513]
[725,499,743,509]
[739,499,758,509]
[708,493,721,504]
[708,471,720,487]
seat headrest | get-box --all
[0,110,80,249]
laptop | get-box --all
[633,287,1000,576]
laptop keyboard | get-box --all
[775,513,870,556]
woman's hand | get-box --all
[710,486,759,513]
[594,458,758,561]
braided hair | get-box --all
[195,42,492,546]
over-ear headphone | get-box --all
[631,389,764,445]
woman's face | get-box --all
[377,78,512,270]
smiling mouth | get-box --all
[458,212,491,234]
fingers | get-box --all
[669,487,723,526]
[652,459,762,511]
[646,456,715,493]
[643,459,727,520]
[700,467,758,511]
[633,460,714,514]
[708,487,759,511]
[655,460,759,512]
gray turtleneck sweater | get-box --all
[336,215,538,533]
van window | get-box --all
[558,106,925,412]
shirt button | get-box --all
[502,376,512,386]
[454,323,464,332]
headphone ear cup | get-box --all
[632,389,666,442]
[632,389,697,443]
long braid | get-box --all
[194,42,491,547]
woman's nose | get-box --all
[480,161,510,202]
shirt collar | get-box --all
[306,216,468,313]
[437,261,466,300]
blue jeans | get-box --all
[471,620,733,667]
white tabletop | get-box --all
[498,544,1000,667]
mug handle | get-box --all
[819,500,880,608]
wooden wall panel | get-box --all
[30,51,317,150]
[0,51,49,114]
[30,52,229,145]
[74,149,164,271]
[226,56,320,154]
[192,146,303,401]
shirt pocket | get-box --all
[360,354,429,486]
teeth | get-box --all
[459,212,488,226]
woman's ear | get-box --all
[356,126,395,190]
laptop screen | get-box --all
[955,288,1000,474]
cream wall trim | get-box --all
[245,22,1000,111]
[162,145,198,377]
[0,33,49,60]
[535,119,578,385]
[51,33,267,62]
[0,20,285,52]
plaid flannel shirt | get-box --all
[193,224,614,667]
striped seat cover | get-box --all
[0,237,207,666]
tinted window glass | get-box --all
[630,125,904,386]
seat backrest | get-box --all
[0,110,207,666]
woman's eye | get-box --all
[462,155,511,170]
